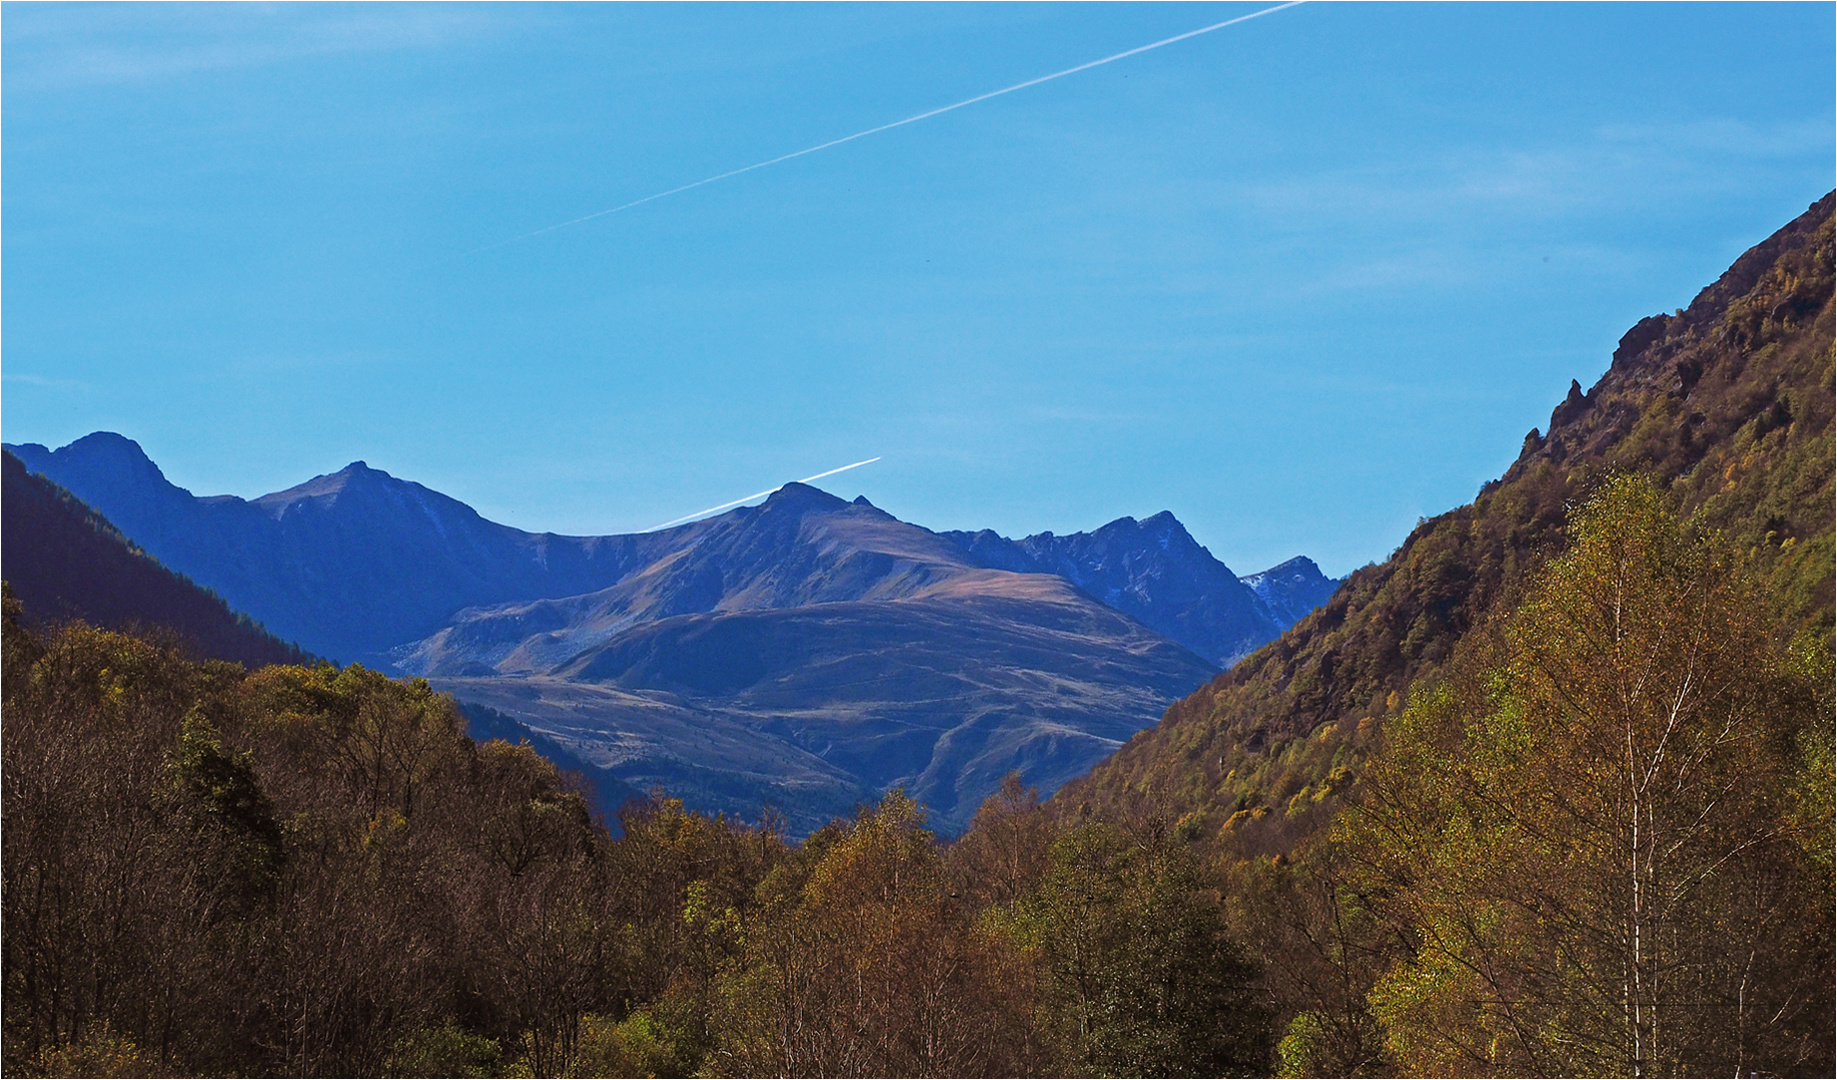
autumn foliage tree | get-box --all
[0,595,616,1077]
[709,791,1039,1077]
[1340,476,1834,1076]
[39,480,1832,1080]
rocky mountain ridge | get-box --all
[8,437,1331,671]
[939,514,1340,667]
[5,435,645,664]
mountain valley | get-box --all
[5,193,1829,1079]
[5,437,1337,833]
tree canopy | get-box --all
[1288,477,1834,1076]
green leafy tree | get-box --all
[1226,844,1390,1078]
[1018,819,1272,1077]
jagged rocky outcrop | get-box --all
[1238,556,1339,630]
[941,517,1338,667]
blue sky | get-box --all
[4,2,1831,576]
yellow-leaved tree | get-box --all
[708,791,1038,1077]
[1342,475,1832,1077]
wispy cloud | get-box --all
[2,372,94,392]
[1241,116,1832,225]
[3,3,507,91]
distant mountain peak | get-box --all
[27,431,170,484]
[936,509,1304,667]
[1142,511,1194,548]
[2,451,312,667]
[1093,510,1184,535]
[1087,509,1200,555]
[1238,555,1342,630]
[1245,554,1325,581]
[68,430,150,455]
[760,482,849,514]
[329,460,398,490]
[256,460,403,508]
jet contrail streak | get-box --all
[643,456,883,532]
[455,1,1307,260]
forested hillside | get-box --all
[1058,192,1835,855]
[0,599,1273,1078]
[1,451,311,668]
[1297,476,1833,1074]
[8,480,1825,1077]
[1048,193,1836,1075]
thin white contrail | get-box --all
[643,456,883,532]
[455,1,1307,260]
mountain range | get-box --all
[5,435,1338,834]
[4,190,1826,846]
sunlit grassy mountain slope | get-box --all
[402,483,1223,834]
[397,483,1046,676]
[1,450,310,668]
[1055,192,1835,853]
